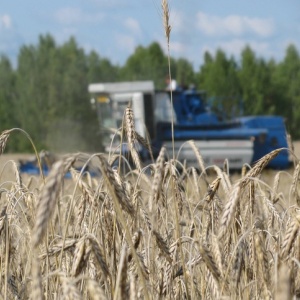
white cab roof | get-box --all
[88,81,155,94]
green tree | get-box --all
[16,42,45,151]
[0,55,16,131]
[87,50,120,83]
[121,42,169,88]
[0,55,20,151]
[239,46,265,115]
[173,58,195,88]
[274,44,300,137]
[196,51,213,89]
[46,37,100,152]
[198,49,240,118]
[239,46,285,117]
[15,34,100,152]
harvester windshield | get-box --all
[95,95,129,151]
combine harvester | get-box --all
[88,80,290,170]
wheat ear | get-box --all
[60,275,82,300]
[241,148,282,187]
[218,183,242,239]
[149,146,166,213]
[97,154,134,216]
[204,177,221,203]
[86,279,108,300]
[199,243,221,283]
[162,0,171,46]
[124,103,142,171]
[32,156,77,247]
[0,129,11,155]
[71,237,87,277]
[188,140,206,175]
[281,214,300,258]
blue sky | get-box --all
[1,0,300,69]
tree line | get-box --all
[0,34,300,152]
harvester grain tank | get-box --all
[88,81,290,169]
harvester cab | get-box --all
[88,80,291,170]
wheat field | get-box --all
[0,0,297,298]
[0,123,299,300]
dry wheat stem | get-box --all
[274,264,291,300]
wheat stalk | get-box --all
[274,264,291,300]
